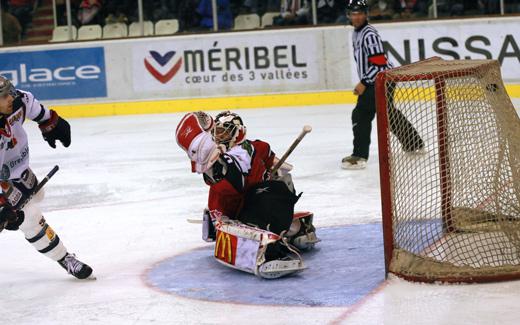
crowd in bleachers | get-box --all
[369,0,512,20]
[1,0,520,45]
[1,0,36,44]
[51,0,520,32]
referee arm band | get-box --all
[368,54,388,66]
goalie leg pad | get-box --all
[214,220,305,279]
[19,203,67,261]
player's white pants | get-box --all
[17,189,67,261]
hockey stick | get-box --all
[271,125,312,176]
[18,165,60,210]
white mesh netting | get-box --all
[378,58,520,282]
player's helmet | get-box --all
[0,76,17,98]
[212,111,247,149]
[347,0,368,13]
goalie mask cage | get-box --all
[375,57,520,283]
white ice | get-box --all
[1,104,519,325]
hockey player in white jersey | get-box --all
[0,76,93,280]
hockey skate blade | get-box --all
[404,147,427,156]
[72,273,96,281]
[341,162,367,170]
[187,218,203,224]
[257,260,306,279]
[293,234,321,250]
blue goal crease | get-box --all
[147,224,386,307]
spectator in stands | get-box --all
[105,0,132,24]
[177,0,200,31]
[506,0,520,13]
[1,0,22,45]
[141,0,179,22]
[393,0,416,18]
[275,0,347,25]
[479,0,500,14]
[77,0,103,25]
[55,0,81,26]
[273,0,308,26]
[241,0,281,15]
[447,0,483,16]
[315,0,348,24]
[197,0,232,30]
[55,0,65,25]
[8,0,34,37]
[369,0,394,20]
[412,0,428,16]
[393,0,431,18]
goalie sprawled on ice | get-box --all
[175,111,319,279]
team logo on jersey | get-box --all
[8,109,23,125]
[6,137,17,150]
[144,51,183,84]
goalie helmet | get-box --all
[176,111,222,174]
[212,111,247,149]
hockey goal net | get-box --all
[375,57,520,283]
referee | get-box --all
[342,0,424,170]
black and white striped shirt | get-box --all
[352,21,393,86]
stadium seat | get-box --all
[102,23,128,39]
[234,14,260,30]
[50,26,77,42]
[129,21,154,37]
[261,12,279,28]
[155,19,180,36]
[77,25,102,41]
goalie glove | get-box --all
[39,110,71,149]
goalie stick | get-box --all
[271,125,312,176]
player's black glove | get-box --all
[0,196,24,233]
[38,110,71,149]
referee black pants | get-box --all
[351,85,377,159]
[351,85,424,159]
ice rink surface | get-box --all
[1,104,519,325]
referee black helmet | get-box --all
[347,0,368,13]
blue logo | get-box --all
[0,47,107,100]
